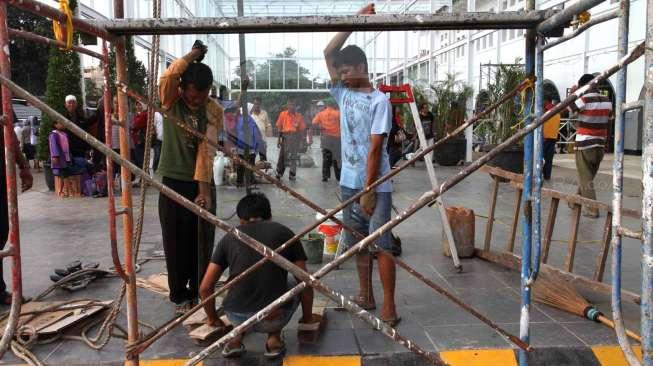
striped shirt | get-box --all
[569,92,612,150]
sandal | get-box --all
[221,343,246,358]
[264,342,286,359]
[174,300,192,315]
[380,315,402,327]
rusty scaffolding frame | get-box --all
[0,0,650,365]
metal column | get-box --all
[519,0,537,362]
[642,0,653,362]
[611,0,641,364]
[0,2,23,358]
[113,1,139,365]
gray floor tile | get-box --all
[425,324,513,350]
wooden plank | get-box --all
[38,301,111,334]
[484,176,501,251]
[565,205,582,272]
[474,248,641,304]
[136,273,169,297]
[507,188,522,253]
[189,315,232,341]
[594,212,613,282]
[542,197,559,264]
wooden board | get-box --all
[189,315,232,345]
[39,301,111,334]
[136,273,169,296]
[0,300,111,337]
[297,305,327,343]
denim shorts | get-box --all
[340,186,393,251]
[225,287,300,334]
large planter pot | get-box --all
[482,144,524,174]
[435,137,466,166]
[43,162,55,191]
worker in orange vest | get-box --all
[275,99,307,181]
[312,100,341,182]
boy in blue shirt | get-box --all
[323,3,399,326]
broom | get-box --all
[532,272,641,343]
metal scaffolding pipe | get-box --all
[119,84,529,354]
[123,78,533,356]
[5,0,116,42]
[8,28,105,60]
[0,2,22,359]
[518,0,537,356]
[102,42,127,284]
[113,2,138,366]
[96,11,551,35]
[537,0,606,35]
[641,0,653,361]
[187,41,646,365]
[0,38,644,364]
[0,76,440,366]
[542,9,620,51]
[611,0,641,364]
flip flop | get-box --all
[335,295,376,312]
[381,315,402,328]
[264,342,286,359]
[221,343,246,358]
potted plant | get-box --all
[429,74,473,166]
[475,63,525,174]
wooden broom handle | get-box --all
[598,315,642,343]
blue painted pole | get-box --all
[531,36,544,283]
[610,0,641,364]
[519,1,536,361]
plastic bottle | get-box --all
[213,152,226,186]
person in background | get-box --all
[0,111,33,304]
[157,41,223,314]
[153,110,163,171]
[542,97,561,181]
[231,104,265,187]
[324,2,399,326]
[568,73,612,218]
[131,102,148,186]
[199,193,317,359]
[27,115,40,170]
[312,100,341,182]
[275,98,306,181]
[387,105,406,169]
[62,95,92,164]
[418,102,435,148]
[250,97,271,161]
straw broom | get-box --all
[532,272,641,342]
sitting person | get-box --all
[199,193,317,359]
[49,120,86,197]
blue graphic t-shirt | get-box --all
[330,82,392,193]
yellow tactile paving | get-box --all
[130,360,202,366]
[283,355,361,366]
[440,349,518,366]
[592,345,642,366]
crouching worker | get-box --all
[199,193,317,359]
